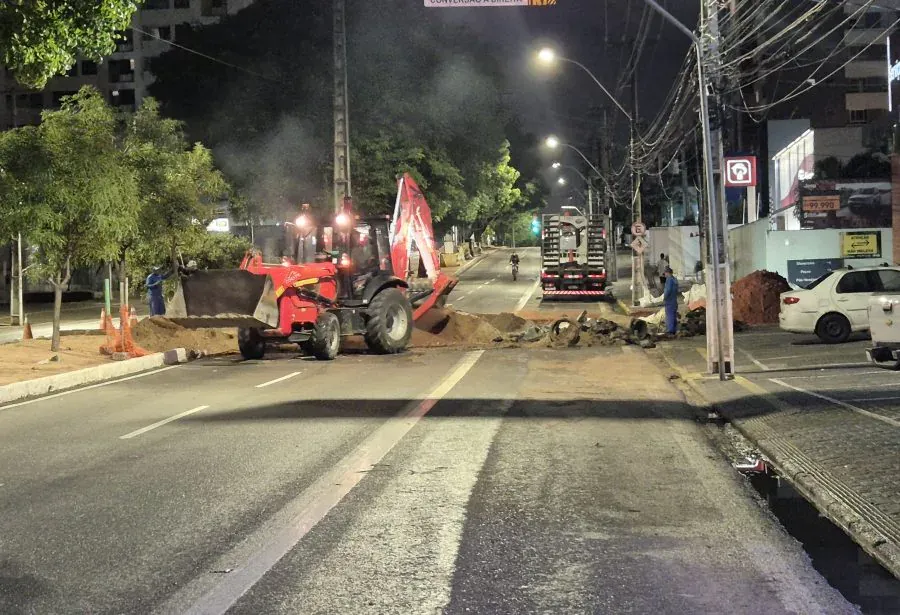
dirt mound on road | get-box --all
[413,308,504,347]
[132,316,238,354]
[480,312,530,333]
[731,270,791,325]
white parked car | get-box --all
[779,265,900,343]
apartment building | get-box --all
[842,0,900,126]
[0,0,254,129]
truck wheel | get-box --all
[365,288,413,354]
[307,312,341,360]
[238,327,265,360]
[816,313,851,344]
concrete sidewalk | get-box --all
[0,300,150,344]
[660,340,900,580]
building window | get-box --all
[863,11,882,28]
[143,0,170,8]
[108,58,135,83]
[849,109,869,124]
[174,0,190,7]
[116,30,134,53]
[212,0,224,7]
[159,26,172,40]
[174,23,192,41]
[110,88,136,108]
[81,60,98,75]
[16,93,44,108]
[65,64,78,77]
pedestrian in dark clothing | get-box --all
[656,253,668,290]
[663,266,678,335]
[146,266,172,316]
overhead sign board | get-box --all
[801,195,841,212]
[424,0,555,5]
[724,156,757,187]
[841,231,882,259]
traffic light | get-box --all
[531,215,541,236]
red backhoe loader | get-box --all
[167,174,457,360]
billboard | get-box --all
[798,180,891,230]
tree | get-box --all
[0,88,140,351]
[123,98,229,277]
[0,0,138,88]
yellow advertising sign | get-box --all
[801,195,840,212]
[840,231,882,258]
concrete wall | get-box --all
[729,220,768,280]
[725,223,893,286]
[648,225,741,280]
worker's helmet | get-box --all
[186,260,197,269]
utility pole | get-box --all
[630,72,644,307]
[332,0,351,212]
[642,0,734,380]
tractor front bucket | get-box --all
[411,273,458,321]
[167,269,280,329]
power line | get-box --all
[133,27,286,84]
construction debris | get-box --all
[731,270,791,325]
[132,317,238,355]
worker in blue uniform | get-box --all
[146,266,172,316]
[663,266,678,335]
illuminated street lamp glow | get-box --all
[551,161,561,169]
[545,135,559,149]
[557,177,566,185]
[537,47,556,64]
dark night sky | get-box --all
[424,0,700,192]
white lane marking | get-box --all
[845,395,900,402]
[781,370,885,380]
[0,365,181,412]
[769,378,900,428]
[119,405,210,440]
[183,350,485,615]
[761,352,866,361]
[739,348,769,371]
[255,371,302,388]
[514,278,541,312]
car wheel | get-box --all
[816,313,851,344]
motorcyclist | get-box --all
[509,252,520,268]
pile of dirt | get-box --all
[132,316,238,354]
[731,270,791,325]
[480,312,530,334]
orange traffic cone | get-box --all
[129,305,138,328]
[99,307,107,330]
[22,316,32,340]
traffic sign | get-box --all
[630,236,648,254]
[631,221,646,236]
[724,156,757,187]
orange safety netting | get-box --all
[100,305,149,358]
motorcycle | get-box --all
[511,262,519,281]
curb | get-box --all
[658,350,900,580]
[0,348,189,406]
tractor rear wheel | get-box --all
[364,288,413,354]
[238,327,265,360]
[308,312,341,360]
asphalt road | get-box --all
[0,325,858,613]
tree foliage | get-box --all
[0,0,138,89]
[123,98,229,272]
[0,87,140,349]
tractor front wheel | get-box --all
[307,312,341,360]
[365,288,413,354]
[238,327,266,360]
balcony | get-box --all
[846,91,889,111]
[845,60,887,79]
[842,28,889,47]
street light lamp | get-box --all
[551,161,561,169]
[537,47,556,65]
[545,135,560,149]
[557,177,567,186]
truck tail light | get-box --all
[783,296,800,305]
